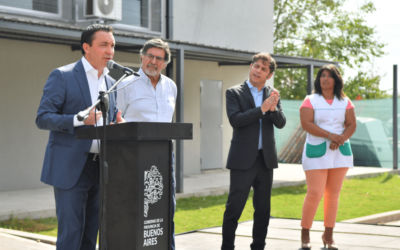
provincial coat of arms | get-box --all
[144,166,164,217]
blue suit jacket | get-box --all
[36,59,118,190]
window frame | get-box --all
[111,0,163,35]
[0,0,62,19]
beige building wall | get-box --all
[0,39,141,191]
[0,37,274,190]
[179,59,274,175]
[0,39,80,191]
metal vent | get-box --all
[84,0,121,21]
[98,0,114,15]
[32,0,57,13]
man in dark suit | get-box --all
[221,52,286,250]
[36,24,124,250]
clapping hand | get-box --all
[269,91,280,111]
[261,90,280,113]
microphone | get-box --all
[107,60,139,76]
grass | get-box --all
[0,216,58,236]
[269,172,400,222]
[1,173,399,236]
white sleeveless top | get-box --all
[302,94,353,171]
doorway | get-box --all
[200,80,223,170]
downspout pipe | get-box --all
[166,0,173,40]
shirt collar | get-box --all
[246,80,264,93]
[139,67,163,85]
[81,56,109,78]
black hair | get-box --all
[313,64,345,100]
[80,24,114,55]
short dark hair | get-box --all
[80,24,114,55]
[140,39,171,64]
[313,64,345,100]
[252,52,277,74]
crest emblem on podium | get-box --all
[144,166,164,217]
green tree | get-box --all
[273,0,386,100]
[344,71,389,100]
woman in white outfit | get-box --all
[299,65,357,249]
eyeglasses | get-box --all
[144,53,165,63]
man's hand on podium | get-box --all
[111,110,126,124]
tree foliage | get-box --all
[344,71,389,100]
[273,0,387,100]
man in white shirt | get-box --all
[36,24,124,250]
[117,38,177,249]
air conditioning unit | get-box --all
[85,0,122,21]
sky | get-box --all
[343,0,400,93]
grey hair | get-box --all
[140,38,171,64]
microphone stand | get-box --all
[99,91,108,250]
[77,70,132,250]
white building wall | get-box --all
[173,0,275,175]
[173,0,274,53]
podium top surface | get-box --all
[76,122,193,141]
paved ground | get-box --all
[0,232,55,250]
[384,220,400,226]
[1,218,400,249]
[176,218,400,250]
[0,164,398,249]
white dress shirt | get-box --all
[117,68,177,122]
[73,56,109,153]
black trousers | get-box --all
[221,152,274,250]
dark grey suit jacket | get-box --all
[226,81,286,170]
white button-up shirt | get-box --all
[73,56,109,153]
[117,68,177,122]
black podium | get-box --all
[76,122,192,249]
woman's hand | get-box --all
[329,133,344,145]
[329,141,340,150]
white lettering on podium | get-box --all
[143,217,164,247]
[143,237,157,246]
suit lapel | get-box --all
[105,75,114,90]
[74,60,92,107]
[105,75,116,123]
[242,81,256,108]
[263,86,272,101]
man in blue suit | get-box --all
[36,24,124,250]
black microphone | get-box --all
[107,60,139,76]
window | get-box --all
[0,0,59,15]
[119,0,162,33]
